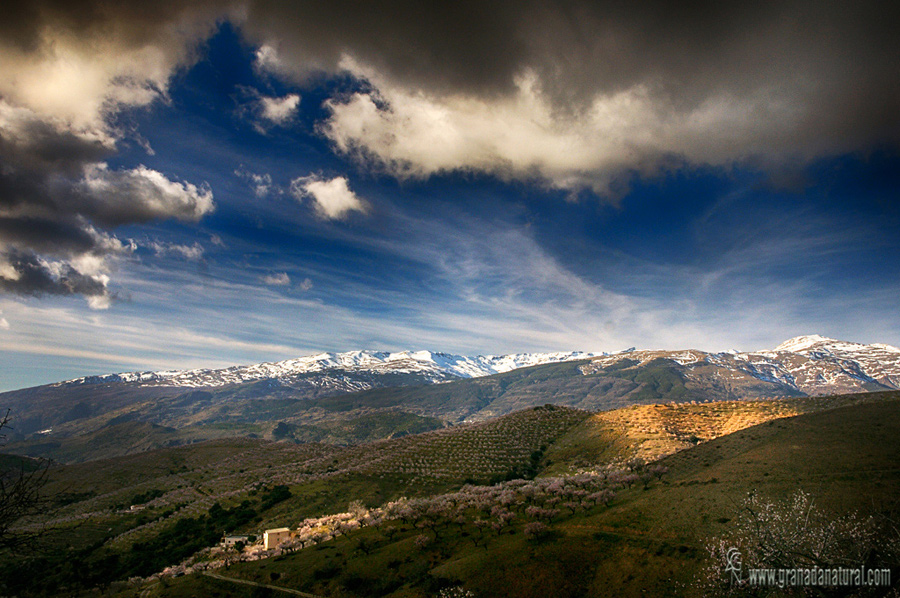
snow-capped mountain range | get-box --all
[57,335,900,398]
[60,350,599,388]
[7,334,898,450]
[583,334,900,396]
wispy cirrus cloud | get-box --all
[261,272,290,285]
[235,167,276,198]
[149,241,205,261]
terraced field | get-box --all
[545,391,897,472]
[119,394,900,598]
[7,393,899,597]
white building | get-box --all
[263,527,291,550]
[222,535,249,548]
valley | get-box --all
[4,391,898,596]
[4,336,899,465]
[1,336,899,596]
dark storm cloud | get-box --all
[3,1,897,194]
[241,1,899,191]
[0,249,108,298]
[0,0,228,53]
[242,0,526,96]
[0,110,213,227]
[0,115,111,175]
[0,0,222,305]
[243,0,899,122]
[0,216,105,256]
[0,103,212,305]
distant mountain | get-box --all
[583,334,900,396]
[51,336,900,398]
[0,350,597,444]
[58,350,598,388]
[4,336,899,462]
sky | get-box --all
[1,1,899,391]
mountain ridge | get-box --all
[5,335,900,457]
[56,349,600,389]
[583,334,900,396]
[52,334,900,397]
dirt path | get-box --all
[202,571,324,597]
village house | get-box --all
[221,534,249,548]
[263,527,291,550]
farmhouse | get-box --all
[221,534,249,548]
[263,527,291,550]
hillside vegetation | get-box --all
[120,393,900,598]
[4,392,898,596]
[0,357,811,464]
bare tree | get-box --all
[0,410,51,549]
[703,490,900,597]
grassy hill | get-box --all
[114,393,899,598]
[2,406,592,596]
[543,391,895,472]
[4,392,898,596]
[4,355,816,464]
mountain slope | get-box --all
[25,391,896,598]
[59,350,597,388]
[583,334,900,396]
[4,336,900,463]
[168,395,900,597]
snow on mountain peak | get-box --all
[60,349,597,389]
[774,335,837,353]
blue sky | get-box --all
[1,5,898,391]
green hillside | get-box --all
[4,393,898,596]
[112,395,899,598]
[2,406,591,596]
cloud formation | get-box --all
[1,0,896,312]
[0,0,223,306]
[235,167,275,197]
[0,103,213,305]
[261,272,290,286]
[0,1,231,129]
[290,175,368,220]
[245,1,899,193]
[149,241,205,261]
[259,94,300,125]
[238,87,301,133]
[0,247,114,307]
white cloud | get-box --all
[234,167,275,197]
[0,309,8,330]
[86,294,112,310]
[237,86,301,133]
[290,175,367,220]
[259,94,300,125]
[322,62,811,195]
[149,241,205,261]
[79,163,214,224]
[298,277,313,291]
[262,272,290,286]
